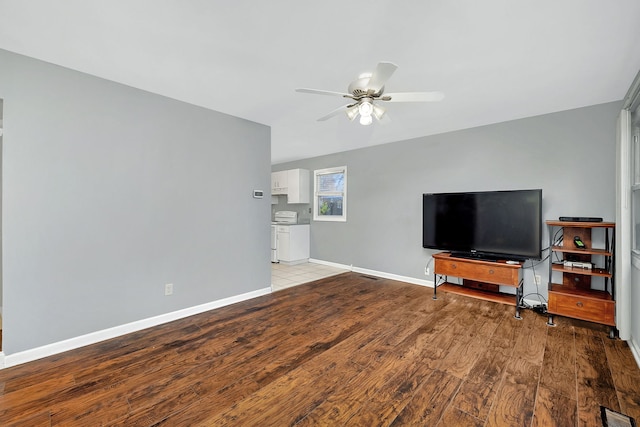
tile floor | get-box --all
[271,262,349,291]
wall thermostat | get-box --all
[253,190,264,199]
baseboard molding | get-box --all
[308,258,353,272]
[629,336,640,369]
[351,266,433,287]
[309,258,433,288]
[1,287,271,369]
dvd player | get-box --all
[558,216,603,222]
[563,260,592,269]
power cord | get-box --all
[518,259,548,314]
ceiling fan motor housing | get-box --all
[348,75,384,99]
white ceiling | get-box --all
[1,1,640,164]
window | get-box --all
[314,166,347,222]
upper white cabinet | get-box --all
[286,168,310,203]
[271,168,310,203]
[271,170,288,195]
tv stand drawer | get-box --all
[433,254,521,287]
[548,288,615,326]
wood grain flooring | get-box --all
[0,272,639,426]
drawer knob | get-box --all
[489,269,494,274]
[576,301,584,308]
[450,264,457,269]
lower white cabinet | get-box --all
[276,224,310,264]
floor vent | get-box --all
[601,407,637,427]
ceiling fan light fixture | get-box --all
[346,106,359,121]
[359,114,373,125]
[358,99,374,117]
[372,104,386,120]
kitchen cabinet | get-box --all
[271,170,288,195]
[271,169,310,203]
[276,224,310,264]
[286,169,310,203]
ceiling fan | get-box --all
[295,62,444,125]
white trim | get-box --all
[310,258,433,287]
[632,251,640,270]
[616,109,632,340]
[309,258,353,271]
[351,265,433,287]
[0,287,271,369]
[629,336,640,369]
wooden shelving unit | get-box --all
[546,220,616,335]
[432,252,523,319]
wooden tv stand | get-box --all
[432,252,524,319]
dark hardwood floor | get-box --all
[0,272,639,426]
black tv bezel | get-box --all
[422,189,542,261]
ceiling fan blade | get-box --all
[366,62,398,93]
[383,91,445,102]
[296,88,353,98]
[317,104,352,121]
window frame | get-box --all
[632,125,640,254]
[313,166,347,222]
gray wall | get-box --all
[275,101,621,301]
[0,49,272,354]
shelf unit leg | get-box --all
[546,315,556,327]
[514,285,522,320]
[432,273,438,300]
[608,327,616,339]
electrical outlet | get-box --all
[425,266,430,276]
[164,283,173,296]
[534,275,541,286]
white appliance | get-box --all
[273,211,298,224]
[272,211,298,263]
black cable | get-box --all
[518,259,548,310]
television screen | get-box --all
[422,189,542,260]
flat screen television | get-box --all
[422,189,542,261]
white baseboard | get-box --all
[629,336,640,369]
[1,287,271,369]
[308,258,353,271]
[309,258,433,287]
[351,266,433,287]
